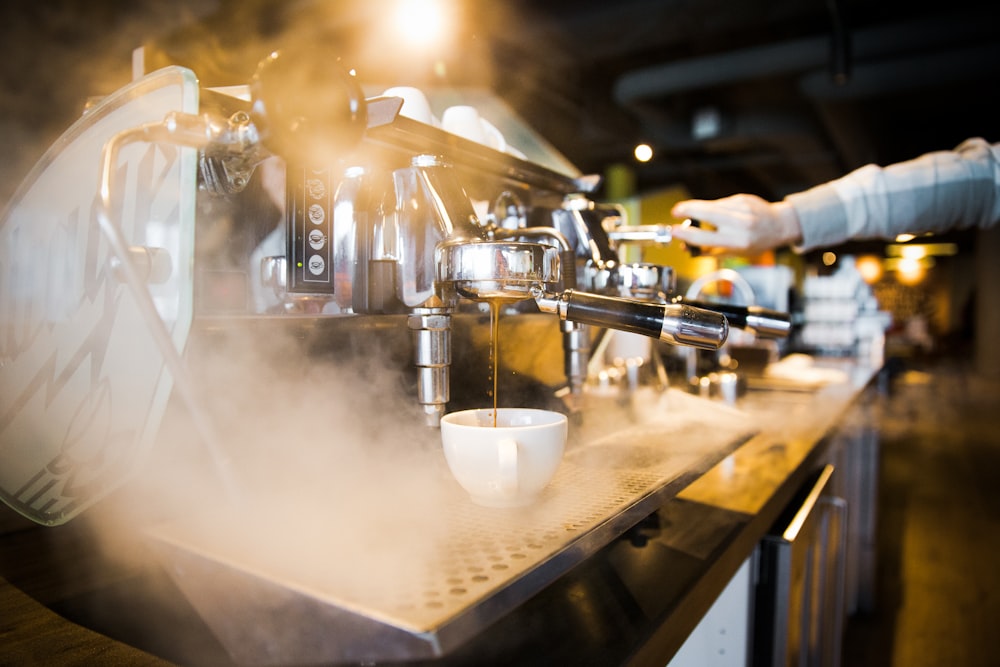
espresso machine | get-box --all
[0,44,792,665]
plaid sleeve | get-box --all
[785,137,1000,251]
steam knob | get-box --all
[250,45,367,165]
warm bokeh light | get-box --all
[822,251,837,266]
[895,257,926,285]
[393,0,451,49]
[855,255,883,284]
[634,143,653,162]
[895,233,916,243]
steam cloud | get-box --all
[0,3,480,659]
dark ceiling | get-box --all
[498,0,1000,202]
[3,0,1000,207]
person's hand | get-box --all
[670,194,802,255]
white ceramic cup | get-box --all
[441,105,506,151]
[440,408,567,508]
[382,86,437,126]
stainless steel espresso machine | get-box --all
[0,44,791,665]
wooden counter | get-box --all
[0,511,175,665]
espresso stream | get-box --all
[489,300,501,427]
[487,298,520,428]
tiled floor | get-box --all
[843,355,1000,667]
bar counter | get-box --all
[0,358,882,666]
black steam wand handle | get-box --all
[533,289,729,350]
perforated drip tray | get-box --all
[148,389,757,665]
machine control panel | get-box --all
[287,165,335,294]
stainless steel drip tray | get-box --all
[147,389,757,665]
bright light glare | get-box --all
[895,233,916,243]
[900,245,927,260]
[393,0,449,48]
[634,143,653,162]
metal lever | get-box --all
[605,219,703,256]
[605,224,674,244]
[533,288,729,350]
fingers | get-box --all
[671,222,751,251]
[670,193,780,253]
[672,196,757,230]
[670,231,727,256]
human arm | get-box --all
[671,137,1000,253]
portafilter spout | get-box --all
[396,156,537,427]
[436,241,562,301]
[436,235,599,404]
[425,241,559,427]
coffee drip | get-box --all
[489,300,501,428]
[485,297,524,428]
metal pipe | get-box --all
[408,309,451,427]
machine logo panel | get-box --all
[288,167,335,293]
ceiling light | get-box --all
[393,0,450,49]
[634,143,653,162]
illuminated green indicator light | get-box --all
[297,262,303,268]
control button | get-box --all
[308,203,325,224]
[306,178,326,199]
[308,228,327,250]
[307,254,326,275]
